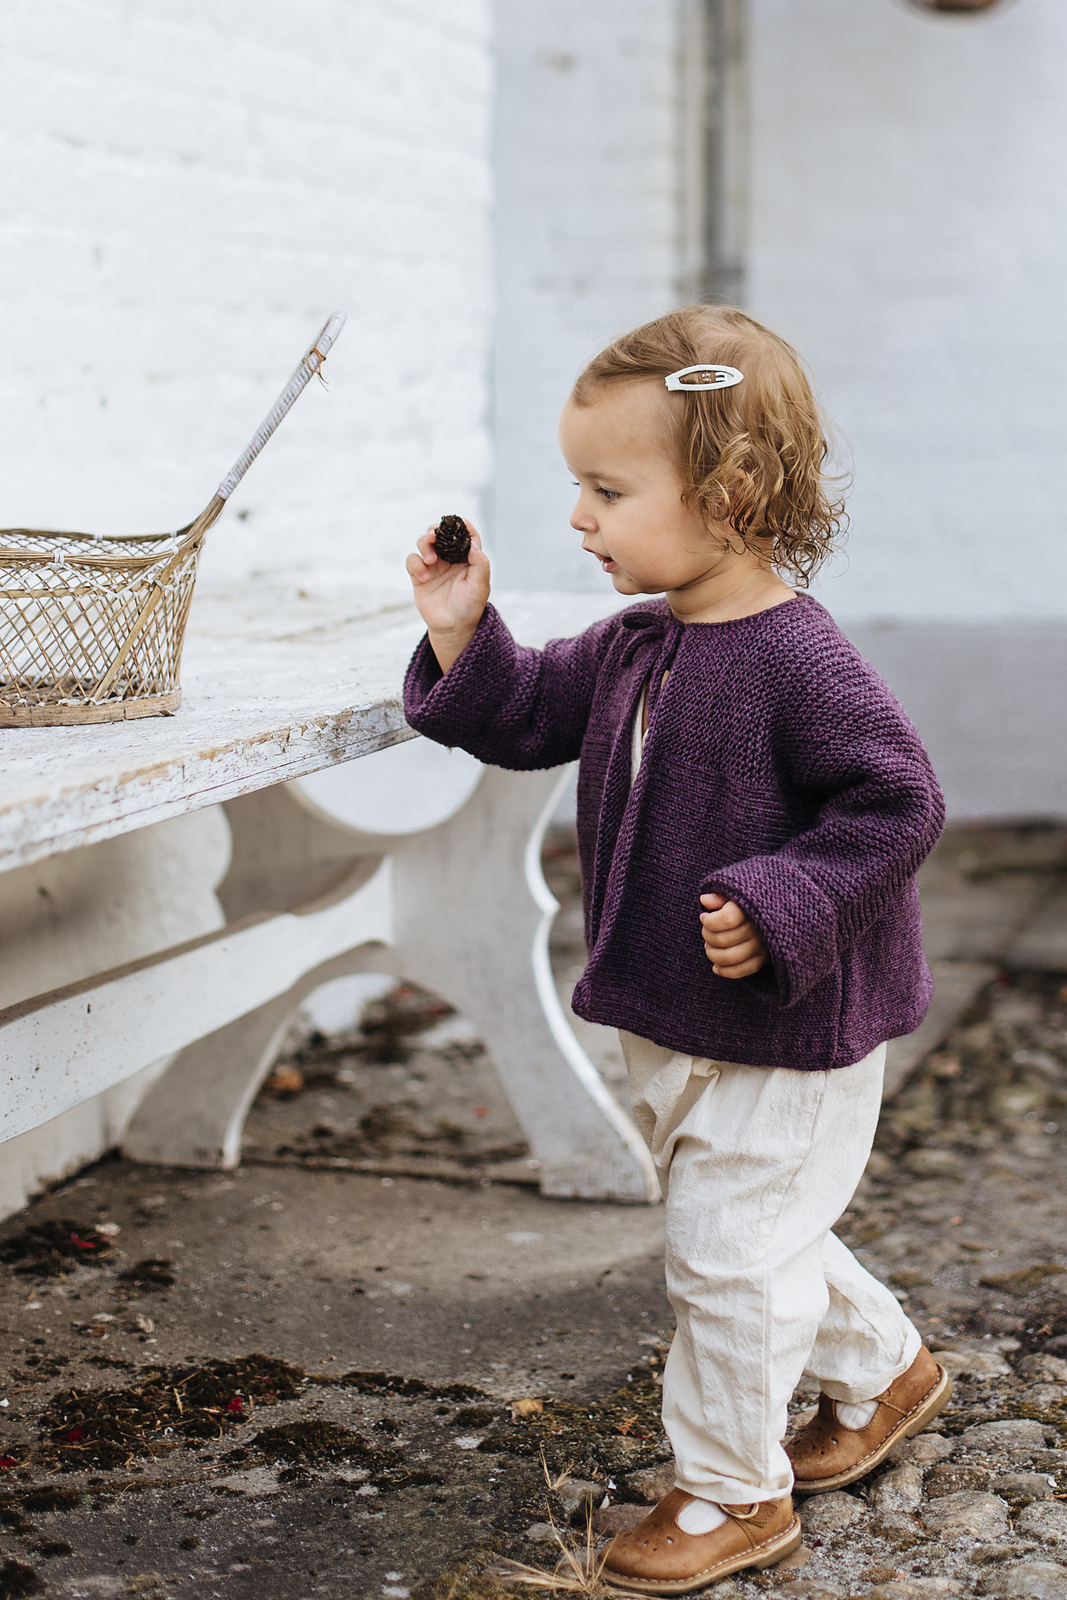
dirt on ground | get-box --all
[1,826,1066,1600]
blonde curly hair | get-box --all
[571,305,846,588]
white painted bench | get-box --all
[0,585,658,1219]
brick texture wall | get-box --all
[0,0,492,594]
[491,0,686,588]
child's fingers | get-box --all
[701,930,750,956]
[699,892,726,911]
[700,901,770,977]
[417,528,439,563]
[405,550,433,583]
[699,900,748,933]
[705,931,762,962]
[703,923,762,959]
[712,951,769,980]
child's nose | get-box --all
[570,500,597,535]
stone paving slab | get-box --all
[885,963,997,1101]
[1009,886,1067,973]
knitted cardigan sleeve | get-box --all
[403,602,612,770]
[700,644,945,1010]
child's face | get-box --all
[558,381,727,600]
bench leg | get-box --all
[385,765,659,1202]
[127,764,658,1202]
[122,945,386,1170]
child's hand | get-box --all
[405,520,491,674]
[699,894,769,979]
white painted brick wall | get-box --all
[491,0,685,588]
[0,0,492,596]
[749,0,1067,623]
[493,0,1067,626]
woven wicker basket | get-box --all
[0,312,345,726]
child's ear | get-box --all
[694,472,738,529]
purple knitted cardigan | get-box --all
[403,595,944,1071]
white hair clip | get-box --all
[665,364,744,392]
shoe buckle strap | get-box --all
[724,1502,760,1520]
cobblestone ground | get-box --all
[0,830,1065,1600]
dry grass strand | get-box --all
[491,1505,630,1598]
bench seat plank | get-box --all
[0,585,619,873]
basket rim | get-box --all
[0,552,178,573]
[0,527,201,574]
[0,527,182,543]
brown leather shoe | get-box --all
[786,1345,952,1495]
[601,1488,801,1595]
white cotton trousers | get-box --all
[619,1032,922,1507]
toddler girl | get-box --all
[403,306,951,1594]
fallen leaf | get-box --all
[262,1064,304,1098]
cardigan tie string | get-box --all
[618,607,672,668]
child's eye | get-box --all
[596,487,620,502]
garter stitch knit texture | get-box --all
[403,595,945,1071]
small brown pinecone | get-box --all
[434,514,472,564]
